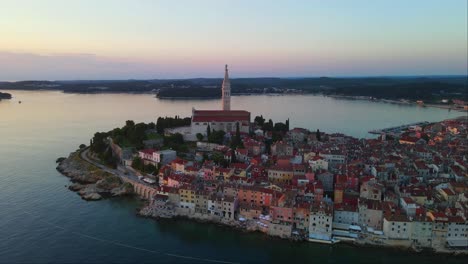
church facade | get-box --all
[191,65,251,135]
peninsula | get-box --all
[57,66,468,254]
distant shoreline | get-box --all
[1,76,466,104]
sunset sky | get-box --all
[0,0,467,80]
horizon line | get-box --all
[2,74,468,83]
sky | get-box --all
[0,0,467,80]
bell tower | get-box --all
[222,64,231,111]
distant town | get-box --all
[57,66,467,254]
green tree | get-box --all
[148,122,156,129]
[145,163,157,174]
[316,129,321,141]
[90,132,109,154]
[211,152,224,165]
[131,157,144,171]
[79,144,86,149]
[263,119,274,131]
[230,149,237,163]
[156,117,164,134]
[274,122,288,132]
[265,139,272,155]
[254,115,265,126]
[208,130,225,144]
[206,124,211,137]
[196,133,204,142]
[125,120,135,129]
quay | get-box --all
[369,121,430,137]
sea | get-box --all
[0,90,464,263]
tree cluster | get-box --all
[253,116,290,142]
[164,132,187,151]
[208,130,226,145]
[111,120,156,149]
[230,122,243,149]
[156,116,191,134]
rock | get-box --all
[56,151,113,184]
[56,157,66,163]
[68,183,85,191]
[110,183,134,196]
[96,175,122,190]
[58,150,134,201]
[83,192,102,201]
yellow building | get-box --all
[268,165,294,184]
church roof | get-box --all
[192,110,250,122]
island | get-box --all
[0,91,12,100]
[57,114,468,255]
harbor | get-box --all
[369,121,430,137]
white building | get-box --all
[333,205,359,226]
[400,197,417,217]
[308,156,329,171]
[138,149,158,165]
[411,215,433,248]
[383,215,412,240]
[309,202,333,242]
[138,149,177,165]
[320,152,345,164]
[446,217,468,249]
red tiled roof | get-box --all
[139,148,156,154]
[192,110,250,122]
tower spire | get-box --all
[224,64,229,83]
[222,64,231,111]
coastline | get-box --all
[137,201,467,256]
[56,149,133,200]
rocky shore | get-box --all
[56,150,133,200]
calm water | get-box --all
[0,91,463,263]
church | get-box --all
[191,65,251,135]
